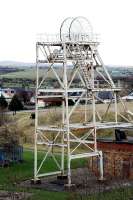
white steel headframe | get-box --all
[34,17,133,186]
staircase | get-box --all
[78,60,92,89]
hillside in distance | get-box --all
[0,61,35,75]
[0,61,133,80]
[0,61,35,68]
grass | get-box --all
[0,105,133,199]
[0,68,37,80]
[0,67,73,80]
[2,103,133,145]
[77,187,133,200]
[0,150,87,199]
[0,150,133,200]
[0,150,33,186]
[0,150,87,186]
[28,190,68,200]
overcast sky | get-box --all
[0,0,133,65]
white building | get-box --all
[0,88,15,103]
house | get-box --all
[30,96,45,108]
[0,88,15,103]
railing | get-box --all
[37,33,100,43]
[36,33,60,43]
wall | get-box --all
[89,141,133,179]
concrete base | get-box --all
[97,177,106,183]
[64,183,76,190]
[57,175,68,180]
[30,178,41,185]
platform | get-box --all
[37,122,133,133]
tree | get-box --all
[18,90,30,104]
[0,94,8,111]
[0,94,8,125]
[9,95,23,115]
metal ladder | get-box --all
[75,44,93,89]
[78,60,92,89]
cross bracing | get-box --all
[34,17,133,186]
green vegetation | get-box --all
[71,187,133,200]
[0,150,86,199]
[0,67,72,80]
[9,94,24,114]
[0,67,74,88]
[0,150,133,200]
[0,68,37,80]
[0,150,87,186]
[28,190,67,200]
[0,95,8,110]
[0,105,133,199]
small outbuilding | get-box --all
[89,131,133,179]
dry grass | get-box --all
[0,102,132,146]
[38,108,62,125]
[0,112,34,145]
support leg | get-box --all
[61,132,65,176]
[99,151,103,180]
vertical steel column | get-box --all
[61,100,65,175]
[85,93,87,122]
[99,151,103,180]
[61,60,66,176]
[114,92,118,123]
[92,93,97,151]
[34,43,39,180]
[63,43,71,186]
[91,60,97,151]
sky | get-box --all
[0,0,133,65]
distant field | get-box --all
[0,68,37,80]
[0,67,73,80]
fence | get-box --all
[0,145,23,166]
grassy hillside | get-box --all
[0,68,38,80]
[0,67,73,80]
